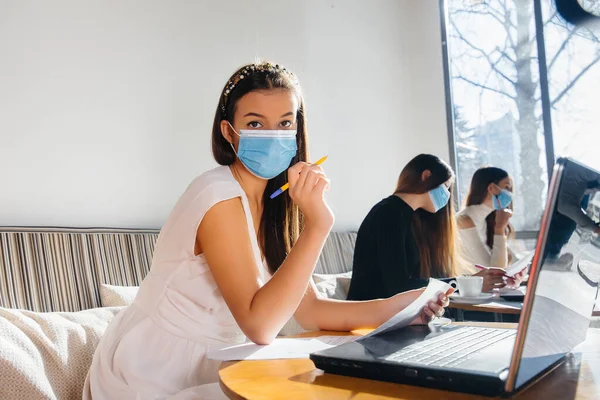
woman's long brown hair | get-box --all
[212,62,307,274]
[394,154,458,279]
[465,167,514,249]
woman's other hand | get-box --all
[412,287,454,325]
[473,267,506,292]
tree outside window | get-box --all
[445,0,600,231]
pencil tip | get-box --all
[270,189,282,199]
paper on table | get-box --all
[206,335,359,361]
[207,338,330,361]
[475,301,522,310]
[359,278,451,340]
[506,251,534,277]
[498,286,526,296]
[314,335,359,345]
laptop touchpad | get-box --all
[452,336,516,374]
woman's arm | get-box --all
[489,234,508,269]
[199,163,333,345]
[491,209,513,269]
[457,215,508,270]
[294,281,453,331]
[457,216,506,291]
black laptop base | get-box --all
[310,353,507,397]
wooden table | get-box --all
[219,324,600,399]
[449,298,523,322]
[449,298,600,321]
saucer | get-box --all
[449,293,494,304]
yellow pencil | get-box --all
[269,156,328,199]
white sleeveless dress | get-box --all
[84,166,272,399]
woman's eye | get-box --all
[280,120,293,128]
[247,121,262,128]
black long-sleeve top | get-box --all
[347,195,451,300]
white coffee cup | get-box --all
[449,276,483,297]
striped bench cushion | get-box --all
[0,227,159,312]
[0,227,356,312]
[314,231,356,275]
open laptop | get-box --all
[310,157,600,396]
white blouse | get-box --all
[457,204,509,275]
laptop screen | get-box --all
[513,158,600,390]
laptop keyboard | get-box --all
[384,327,516,368]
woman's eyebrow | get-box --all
[242,111,294,118]
[243,112,265,118]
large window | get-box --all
[443,0,600,232]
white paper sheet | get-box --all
[206,335,359,361]
[475,301,522,310]
[207,338,328,361]
[313,335,359,345]
[359,278,451,340]
[498,287,526,296]
[506,251,534,277]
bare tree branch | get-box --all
[450,19,517,85]
[486,0,516,29]
[532,9,556,46]
[546,11,599,42]
[543,11,558,27]
[451,9,506,28]
[548,29,576,70]
[498,36,515,64]
[497,49,516,64]
[496,1,518,49]
[551,52,600,107]
[453,75,516,100]
[498,0,509,16]
[547,18,600,42]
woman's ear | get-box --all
[487,183,497,195]
[220,120,235,145]
[421,170,432,182]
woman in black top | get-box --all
[347,154,510,301]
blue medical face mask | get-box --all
[228,123,297,180]
[428,184,451,213]
[492,184,513,210]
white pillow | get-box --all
[99,284,139,307]
[0,306,123,400]
[279,317,308,337]
[279,272,353,336]
[312,271,352,300]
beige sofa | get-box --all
[0,227,356,400]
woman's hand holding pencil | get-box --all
[270,156,328,199]
[284,157,334,231]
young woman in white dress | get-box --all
[84,62,453,399]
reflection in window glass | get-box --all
[579,0,600,16]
